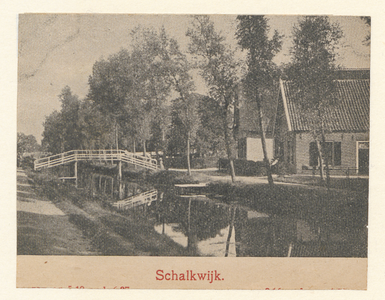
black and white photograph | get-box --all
[15,13,371,289]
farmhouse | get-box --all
[274,69,370,175]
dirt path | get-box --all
[17,168,97,255]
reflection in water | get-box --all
[117,190,367,257]
[154,223,188,248]
[113,189,160,210]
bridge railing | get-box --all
[34,149,159,171]
[34,150,77,170]
[112,189,158,210]
[121,151,158,170]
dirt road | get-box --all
[17,168,96,255]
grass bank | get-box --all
[206,181,368,231]
[274,175,368,191]
[28,169,189,256]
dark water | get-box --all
[117,190,367,257]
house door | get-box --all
[358,142,369,174]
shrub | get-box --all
[20,156,35,170]
[164,156,219,169]
[275,161,296,175]
[219,159,268,176]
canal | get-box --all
[115,188,367,258]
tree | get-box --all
[196,95,225,157]
[78,100,113,150]
[149,104,171,160]
[17,132,40,166]
[131,26,201,173]
[171,94,200,175]
[160,31,199,175]
[88,50,135,150]
[42,110,65,154]
[285,16,343,184]
[236,15,282,187]
[59,86,82,151]
[187,15,240,182]
[42,86,83,154]
[130,27,175,156]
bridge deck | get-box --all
[34,149,159,171]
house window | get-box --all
[309,142,318,166]
[309,141,341,167]
[287,141,291,163]
[334,142,341,166]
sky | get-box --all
[17,14,371,142]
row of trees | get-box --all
[41,15,368,184]
[42,85,224,158]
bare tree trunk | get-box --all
[256,94,274,187]
[155,147,159,162]
[223,110,236,183]
[162,129,167,169]
[133,139,137,170]
[143,140,147,157]
[186,132,191,176]
[60,134,65,153]
[315,140,325,181]
[115,120,119,151]
[111,178,114,198]
[321,128,331,187]
[90,173,94,196]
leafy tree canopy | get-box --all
[285,16,343,112]
[236,15,282,98]
[17,132,40,154]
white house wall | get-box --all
[246,137,274,162]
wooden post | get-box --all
[119,161,123,199]
[74,161,78,188]
[133,140,137,169]
[111,178,114,198]
[90,173,94,197]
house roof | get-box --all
[238,86,278,137]
[238,100,275,136]
[280,79,370,132]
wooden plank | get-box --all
[174,183,207,188]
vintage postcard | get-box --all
[13,11,374,294]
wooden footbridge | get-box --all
[34,149,160,194]
[34,149,158,171]
[112,189,159,210]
